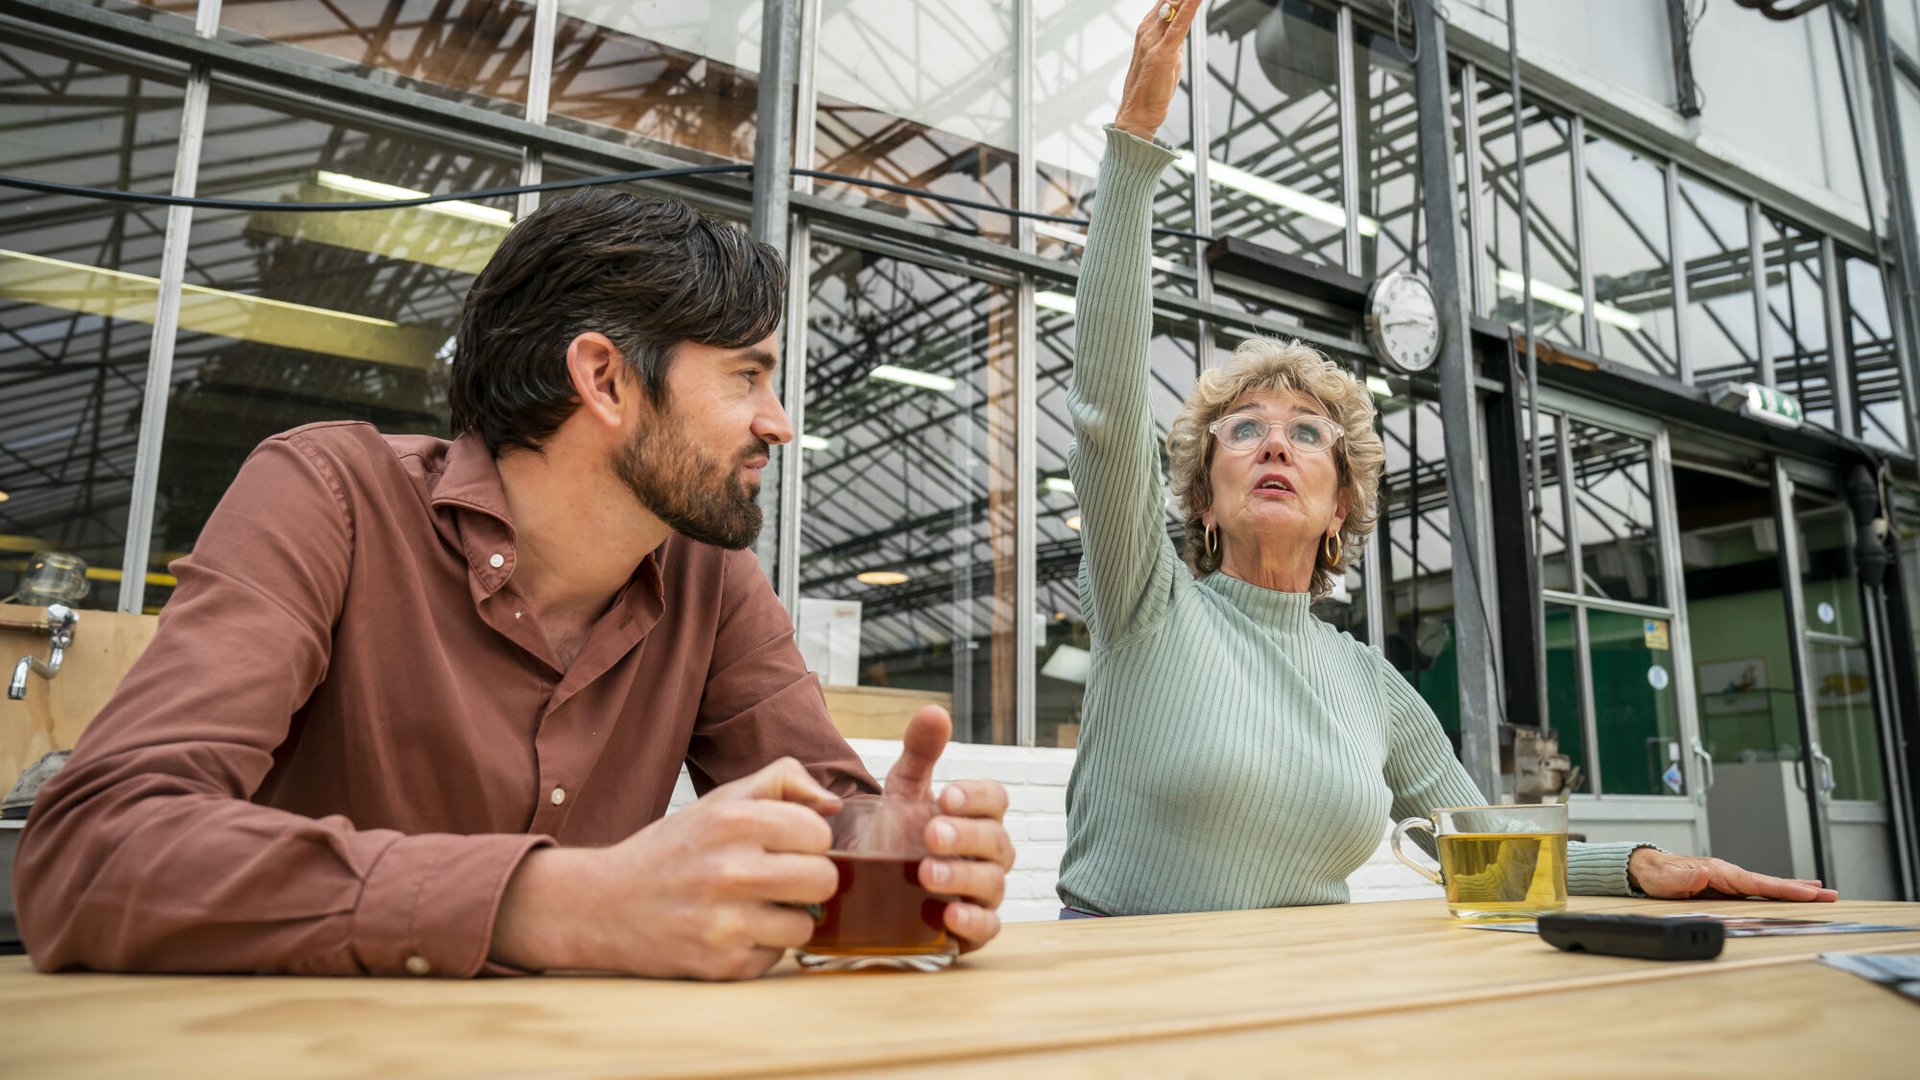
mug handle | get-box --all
[1389,817,1443,886]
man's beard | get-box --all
[613,419,766,550]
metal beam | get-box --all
[117,0,220,614]
[1860,0,1920,464]
[1412,0,1502,800]
[1015,0,1037,747]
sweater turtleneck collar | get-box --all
[1201,570,1317,634]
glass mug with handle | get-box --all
[1390,803,1569,921]
[794,795,959,972]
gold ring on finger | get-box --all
[1160,2,1178,23]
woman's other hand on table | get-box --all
[1628,849,1840,902]
[1114,0,1201,142]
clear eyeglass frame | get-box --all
[1207,413,1346,455]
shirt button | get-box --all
[404,955,432,976]
[550,786,567,806]
[488,553,505,569]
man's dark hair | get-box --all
[449,188,786,453]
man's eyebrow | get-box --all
[732,347,777,371]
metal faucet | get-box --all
[8,604,78,701]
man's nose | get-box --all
[754,386,794,447]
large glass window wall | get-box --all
[1033,0,1195,289]
[215,0,537,116]
[1204,0,1347,268]
[796,241,1018,744]
[144,83,517,604]
[1477,86,1582,349]
[8,0,1916,748]
[1675,172,1761,387]
[549,0,763,162]
[1761,212,1833,430]
[1841,252,1908,454]
[812,0,1017,242]
[0,41,183,611]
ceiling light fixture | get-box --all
[1496,269,1643,332]
[868,364,957,393]
[1175,152,1381,238]
[0,248,438,369]
[1035,290,1077,317]
[1044,476,1075,496]
[314,170,514,228]
[799,434,831,451]
[1065,514,1081,532]
[856,570,910,586]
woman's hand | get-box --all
[1114,1,1202,142]
[1627,848,1839,902]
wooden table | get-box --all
[2,898,1914,1078]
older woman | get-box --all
[1055,0,1837,917]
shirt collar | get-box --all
[428,432,666,607]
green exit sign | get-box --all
[1737,382,1803,429]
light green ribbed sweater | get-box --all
[1055,128,1643,916]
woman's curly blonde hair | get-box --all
[1166,338,1385,598]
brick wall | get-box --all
[669,741,1442,921]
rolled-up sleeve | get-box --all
[13,434,547,976]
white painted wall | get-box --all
[670,741,1445,922]
[1447,0,1881,231]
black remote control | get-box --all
[1537,913,1726,961]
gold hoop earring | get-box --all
[1323,533,1342,565]
[1204,525,1218,558]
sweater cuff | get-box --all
[1101,125,1178,192]
[352,832,552,978]
[1566,840,1659,898]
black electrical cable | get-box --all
[0,164,1214,243]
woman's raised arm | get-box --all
[1067,0,1199,644]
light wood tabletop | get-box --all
[1,897,1914,1079]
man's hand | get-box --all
[1114,0,1202,142]
[883,706,1015,954]
[490,757,843,980]
[1627,848,1839,902]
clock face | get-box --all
[1366,272,1440,373]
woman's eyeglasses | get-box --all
[1207,413,1345,455]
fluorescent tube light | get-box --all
[1036,291,1077,317]
[1044,476,1075,496]
[799,434,831,451]
[1496,269,1643,332]
[868,364,956,393]
[315,171,513,228]
[0,248,440,369]
[856,570,910,586]
[1065,514,1081,532]
[1175,152,1381,238]
[1366,375,1393,398]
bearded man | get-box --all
[14,190,1012,980]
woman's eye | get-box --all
[1230,419,1263,443]
[1289,422,1325,447]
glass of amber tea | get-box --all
[794,796,958,972]
[1389,804,1569,921]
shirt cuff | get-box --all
[1566,840,1662,898]
[352,832,552,978]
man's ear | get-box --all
[565,332,629,431]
